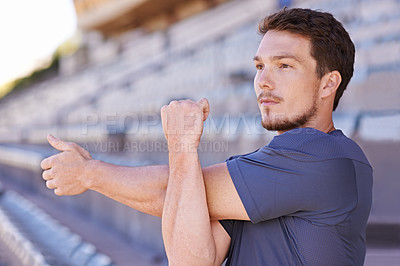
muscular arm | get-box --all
[161,99,231,265]
[41,136,248,221]
[86,161,168,217]
[163,150,217,264]
[41,99,246,264]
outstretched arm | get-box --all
[41,137,248,221]
[41,135,168,216]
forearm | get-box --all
[85,159,168,217]
[162,151,216,265]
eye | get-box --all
[279,63,291,69]
[255,64,264,70]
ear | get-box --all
[320,70,342,98]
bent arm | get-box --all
[161,98,233,265]
[162,151,218,265]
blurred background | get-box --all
[0,0,399,265]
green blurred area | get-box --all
[0,36,79,100]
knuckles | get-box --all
[164,99,202,113]
[69,142,79,150]
[169,100,179,106]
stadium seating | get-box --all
[0,0,399,263]
[0,190,114,265]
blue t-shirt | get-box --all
[220,128,373,266]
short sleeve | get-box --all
[219,220,234,237]
[226,147,357,225]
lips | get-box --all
[259,98,280,106]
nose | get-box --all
[256,68,274,90]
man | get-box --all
[41,8,373,265]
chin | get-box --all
[261,115,308,132]
[261,101,318,131]
[262,121,301,131]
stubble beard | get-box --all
[261,99,318,132]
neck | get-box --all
[276,117,335,135]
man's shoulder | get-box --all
[264,128,370,165]
[227,128,370,167]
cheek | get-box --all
[286,89,315,112]
[279,87,309,111]
[253,75,260,94]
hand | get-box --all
[40,135,93,196]
[161,98,210,152]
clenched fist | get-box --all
[161,98,210,152]
[40,135,93,196]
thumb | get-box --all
[197,98,210,121]
[47,134,71,152]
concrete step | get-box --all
[0,190,115,266]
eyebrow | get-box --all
[253,54,303,63]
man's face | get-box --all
[253,30,321,132]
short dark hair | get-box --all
[259,8,355,111]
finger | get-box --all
[160,105,167,121]
[70,142,92,159]
[42,169,53,181]
[54,188,63,196]
[46,179,56,189]
[47,135,72,152]
[79,147,91,160]
[40,157,53,170]
[197,98,210,121]
[160,105,168,140]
